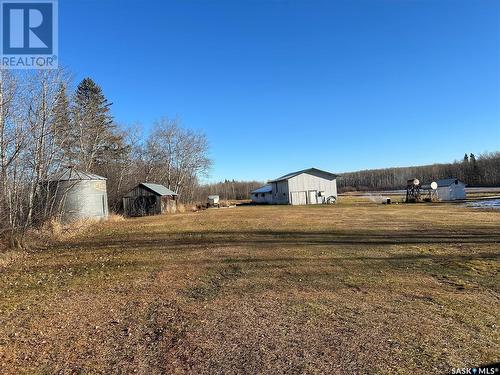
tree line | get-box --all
[193,179,264,203]
[201,152,500,199]
[0,70,211,242]
[337,152,500,192]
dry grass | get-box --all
[0,198,499,374]
[34,217,100,243]
[0,249,26,268]
[106,213,125,222]
[177,203,191,213]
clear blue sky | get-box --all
[60,0,500,182]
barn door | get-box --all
[308,190,318,204]
[291,191,307,205]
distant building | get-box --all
[435,178,466,201]
[265,168,338,205]
[123,183,177,216]
[207,195,220,207]
[250,185,273,204]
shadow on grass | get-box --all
[57,229,500,251]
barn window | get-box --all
[261,193,265,197]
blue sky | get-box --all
[60,0,500,182]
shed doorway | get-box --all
[291,191,307,205]
[308,190,318,204]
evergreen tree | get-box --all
[469,153,479,185]
[51,83,71,167]
[461,153,470,181]
[71,77,125,171]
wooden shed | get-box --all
[123,183,178,217]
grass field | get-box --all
[1,200,499,374]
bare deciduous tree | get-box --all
[0,70,71,245]
[141,117,212,200]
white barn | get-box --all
[268,168,338,205]
[251,185,273,204]
[435,178,466,201]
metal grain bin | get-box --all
[47,167,108,223]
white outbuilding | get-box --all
[250,185,273,204]
[435,178,466,201]
[207,195,220,207]
[268,168,338,205]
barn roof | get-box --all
[251,185,272,194]
[436,178,464,187]
[48,167,106,181]
[140,183,177,196]
[269,168,337,183]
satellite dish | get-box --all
[407,178,421,187]
[430,181,438,190]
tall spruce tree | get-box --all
[51,83,71,167]
[71,77,124,171]
[462,153,470,182]
[469,153,480,185]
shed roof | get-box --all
[48,167,106,181]
[436,178,465,187]
[140,183,177,196]
[251,185,272,194]
[269,168,337,183]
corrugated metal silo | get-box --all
[47,167,108,223]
